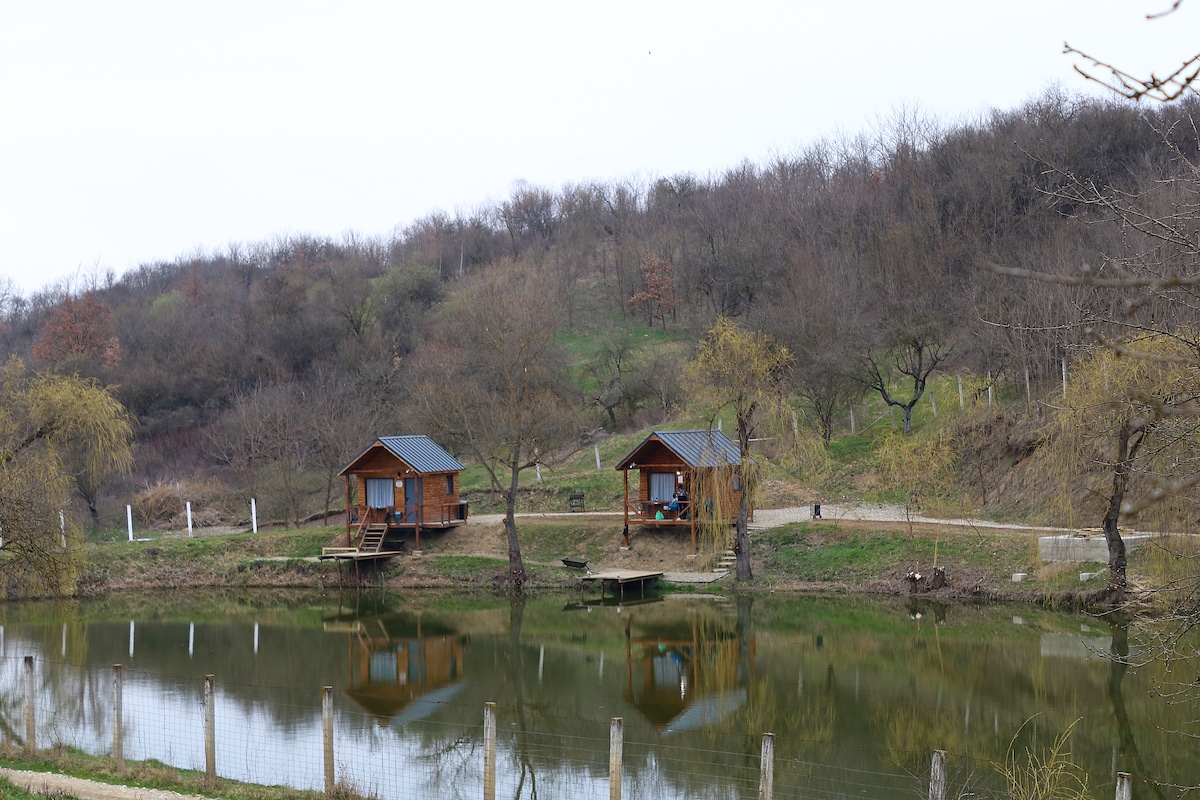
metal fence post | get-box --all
[929,750,946,800]
[323,686,335,794]
[23,656,35,754]
[759,732,775,800]
[483,702,496,800]
[113,664,124,768]
[609,717,623,800]
[204,674,216,781]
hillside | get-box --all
[3,89,1200,538]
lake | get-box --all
[0,589,1196,799]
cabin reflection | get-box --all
[624,611,754,734]
[324,612,469,725]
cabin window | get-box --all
[650,472,675,501]
[365,478,393,509]
[445,474,455,495]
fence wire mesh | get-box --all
[1,654,1140,799]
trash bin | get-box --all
[812,502,821,519]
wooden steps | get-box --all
[714,548,736,573]
[357,523,388,554]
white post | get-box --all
[59,510,66,549]
[538,644,545,682]
[1062,357,1068,399]
[957,374,964,408]
[595,444,602,471]
[126,505,134,542]
[253,622,259,655]
[929,391,937,418]
[189,623,194,657]
[759,732,775,800]
[929,750,946,800]
[186,501,193,537]
[1024,367,1031,405]
[128,620,135,658]
[1115,772,1132,800]
[987,382,993,407]
[250,498,258,533]
[849,407,856,435]
[609,717,624,800]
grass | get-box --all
[0,778,53,800]
[0,743,371,800]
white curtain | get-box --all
[365,478,393,509]
[650,472,676,501]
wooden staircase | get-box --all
[357,522,389,554]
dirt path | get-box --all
[1,768,209,799]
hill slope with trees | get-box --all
[4,90,1200,556]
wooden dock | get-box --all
[580,569,664,600]
[318,548,401,563]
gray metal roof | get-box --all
[377,435,464,473]
[340,435,464,475]
[618,429,746,469]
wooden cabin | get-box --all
[614,429,752,552]
[338,435,468,553]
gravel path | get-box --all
[1,768,210,800]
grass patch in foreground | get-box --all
[0,777,55,800]
[0,743,375,800]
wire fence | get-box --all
[1,654,1139,800]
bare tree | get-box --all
[863,335,951,434]
[409,263,582,586]
[1065,1,1200,102]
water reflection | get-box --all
[0,591,1196,799]
[325,610,468,725]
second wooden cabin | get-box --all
[338,435,468,553]
[615,429,752,552]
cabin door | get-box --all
[403,477,423,523]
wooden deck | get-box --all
[318,547,401,563]
[580,569,664,600]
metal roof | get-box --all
[378,435,464,473]
[616,429,746,469]
[340,435,464,475]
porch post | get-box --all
[622,469,629,529]
[689,468,696,554]
[344,477,352,547]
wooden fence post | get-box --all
[204,674,216,781]
[609,717,623,800]
[483,702,496,800]
[759,732,775,800]
[113,664,124,768]
[1115,772,1132,800]
[24,656,35,755]
[929,750,946,800]
[323,686,335,794]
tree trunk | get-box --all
[1102,420,1141,599]
[504,467,526,586]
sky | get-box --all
[2,0,1197,297]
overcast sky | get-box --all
[2,1,1196,296]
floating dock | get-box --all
[580,569,664,600]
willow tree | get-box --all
[1042,334,1200,601]
[683,317,793,580]
[0,357,134,596]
